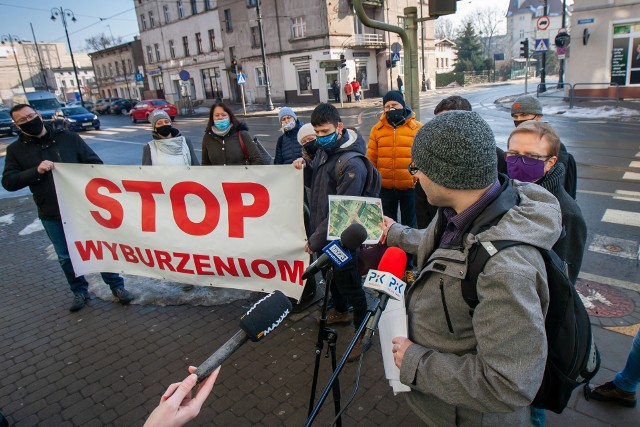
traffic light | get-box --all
[519,39,529,59]
[429,0,456,17]
[230,59,238,73]
[339,54,347,69]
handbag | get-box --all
[237,131,274,165]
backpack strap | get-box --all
[462,240,521,314]
[237,131,249,161]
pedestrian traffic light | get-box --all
[230,59,238,73]
[519,39,529,59]
[339,54,347,69]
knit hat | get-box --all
[278,106,297,122]
[511,95,542,116]
[297,123,316,145]
[412,111,497,190]
[382,90,406,108]
[149,109,171,128]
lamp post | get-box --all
[1,34,27,94]
[256,0,274,111]
[539,0,548,93]
[420,0,427,92]
[557,0,567,89]
[51,7,84,107]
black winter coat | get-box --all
[274,119,303,165]
[201,122,263,165]
[1,126,102,219]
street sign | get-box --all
[178,69,190,81]
[134,73,144,82]
[236,73,247,85]
[557,47,566,59]
[493,53,505,61]
[577,18,595,25]
[534,38,549,52]
[391,52,401,62]
[537,16,550,31]
[391,42,402,54]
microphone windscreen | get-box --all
[377,247,407,279]
[240,290,292,342]
[340,223,368,250]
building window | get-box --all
[153,75,164,91]
[191,0,197,15]
[141,14,147,30]
[296,66,312,95]
[246,0,257,6]
[163,5,170,23]
[254,67,266,86]
[250,27,260,48]
[208,29,216,51]
[202,67,222,99]
[177,1,184,19]
[115,61,121,75]
[519,29,524,39]
[96,66,102,78]
[102,64,107,77]
[121,60,127,76]
[398,16,406,29]
[224,9,233,32]
[109,63,113,76]
[292,17,305,39]
[205,0,213,11]
[355,61,368,89]
[146,45,153,63]
[611,22,640,86]
[149,10,155,28]
[128,59,133,73]
[195,32,203,54]
[182,36,190,57]
[155,43,161,62]
[169,40,176,59]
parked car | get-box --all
[0,110,18,136]
[53,107,100,131]
[94,97,121,115]
[110,99,138,115]
[66,100,95,111]
[130,99,178,123]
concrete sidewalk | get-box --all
[0,194,639,426]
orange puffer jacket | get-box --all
[367,112,422,190]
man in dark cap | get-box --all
[381,111,562,425]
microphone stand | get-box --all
[307,268,343,427]
[305,293,388,426]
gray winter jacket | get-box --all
[387,178,562,426]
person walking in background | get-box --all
[351,78,361,101]
[274,107,303,165]
[201,102,264,165]
[142,110,199,166]
[2,104,135,312]
[331,80,340,103]
[396,75,403,94]
[344,81,353,103]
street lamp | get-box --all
[1,34,27,94]
[51,7,85,107]
[255,0,274,111]
[419,1,427,92]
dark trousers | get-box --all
[323,250,366,329]
[381,188,416,268]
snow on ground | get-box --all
[0,213,14,226]
[544,105,640,119]
[18,218,43,235]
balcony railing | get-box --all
[351,33,385,47]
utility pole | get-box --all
[30,23,50,91]
[256,0,274,111]
[1,34,27,94]
[539,0,548,93]
[51,7,85,107]
[557,0,567,88]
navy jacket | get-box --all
[274,119,303,165]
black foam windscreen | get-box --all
[340,223,368,250]
[239,290,292,342]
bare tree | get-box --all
[435,16,456,40]
[470,6,507,58]
[85,32,123,51]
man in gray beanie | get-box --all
[381,110,562,426]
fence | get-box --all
[535,82,621,108]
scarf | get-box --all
[148,135,191,166]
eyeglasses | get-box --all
[407,161,419,176]
[504,152,553,165]
[14,112,38,125]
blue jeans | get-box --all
[41,218,124,296]
[614,328,640,393]
[380,187,416,268]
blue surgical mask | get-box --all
[214,118,230,131]
[316,132,338,147]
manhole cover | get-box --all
[604,244,622,252]
[576,279,635,318]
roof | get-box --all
[435,38,457,47]
[506,0,564,17]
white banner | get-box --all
[53,164,308,300]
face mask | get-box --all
[506,156,546,183]
[214,118,230,131]
[19,116,44,136]
[316,131,338,147]
[156,125,172,137]
[282,120,296,133]
[513,120,527,127]
[385,108,405,127]
[302,140,318,156]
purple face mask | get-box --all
[506,155,546,182]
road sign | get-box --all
[134,73,144,82]
[391,42,402,54]
[557,47,566,59]
[537,16,550,31]
[577,18,595,25]
[391,52,401,62]
[236,73,247,85]
[178,69,190,81]
[534,38,549,52]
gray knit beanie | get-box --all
[511,95,542,116]
[278,106,297,122]
[412,111,497,190]
[149,109,171,128]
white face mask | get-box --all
[282,119,296,132]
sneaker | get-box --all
[113,288,134,305]
[587,381,637,408]
[317,308,353,326]
[69,294,87,312]
[347,336,363,363]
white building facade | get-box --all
[434,39,457,73]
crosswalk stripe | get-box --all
[630,161,640,168]
[91,130,117,135]
[636,152,640,157]
[602,209,640,228]
[623,172,640,180]
[105,128,137,132]
[614,190,640,202]
[588,234,638,260]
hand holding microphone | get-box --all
[302,223,368,280]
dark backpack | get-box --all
[462,240,601,414]
[334,151,381,198]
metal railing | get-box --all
[536,82,569,99]
[351,33,385,47]
[569,82,620,108]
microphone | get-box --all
[194,290,292,382]
[302,223,368,280]
[362,247,408,349]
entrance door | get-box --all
[325,71,338,102]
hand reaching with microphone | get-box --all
[144,366,220,427]
[391,336,413,369]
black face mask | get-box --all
[19,116,44,136]
[156,125,173,137]
[513,120,526,127]
[385,108,406,127]
[303,140,319,157]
